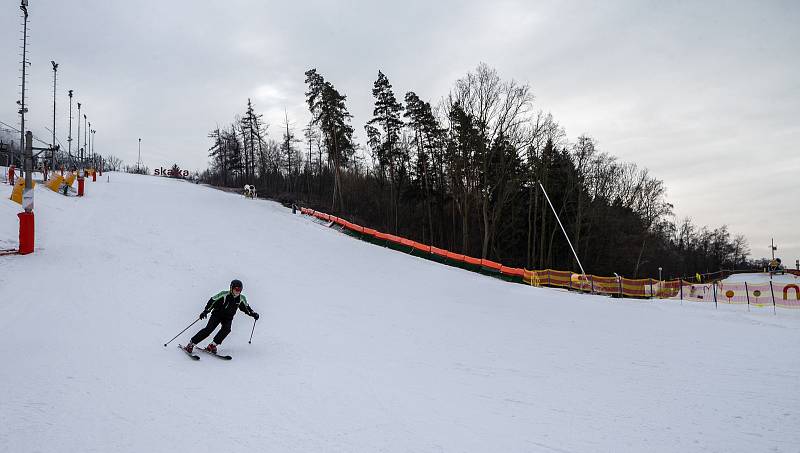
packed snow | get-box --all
[723,272,799,284]
[1,172,798,452]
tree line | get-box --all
[200,63,754,280]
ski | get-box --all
[178,345,200,360]
[195,346,232,360]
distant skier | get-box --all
[184,279,259,354]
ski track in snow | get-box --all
[1,172,799,453]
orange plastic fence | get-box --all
[299,208,800,308]
[464,256,481,266]
[621,278,656,298]
[446,252,465,263]
[500,266,525,277]
[592,276,620,295]
[431,246,449,258]
[544,270,572,288]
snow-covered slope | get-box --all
[1,173,798,452]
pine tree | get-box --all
[304,69,355,211]
[366,71,405,231]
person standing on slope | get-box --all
[184,279,259,354]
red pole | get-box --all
[92,170,96,182]
[8,165,14,185]
[18,212,34,255]
[77,176,85,196]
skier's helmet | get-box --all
[230,279,243,291]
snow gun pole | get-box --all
[163,318,202,347]
[537,181,587,279]
[248,319,257,344]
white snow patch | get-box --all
[1,172,798,452]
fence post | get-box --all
[713,282,718,309]
[618,277,623,298]
[770,281,776,315]
[590,275,594,294]
[649,280,654,298]
[745,282,750,312]
[680,280,683,303]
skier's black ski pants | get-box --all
[191,314,232,345]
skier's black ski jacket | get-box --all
[203,291,254,320]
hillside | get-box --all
[1,172,798,452]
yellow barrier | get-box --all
[46,174,64,192]
[10,177,35,204]
[64,172,77,187]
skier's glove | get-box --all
[199,311,208,320]
[252,312,260,320]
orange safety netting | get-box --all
[591,275,620,295]
[298,208,800,309]
[620,278,656,298]
[680,282,714,303]
[776,283,800,308]
[500,266,525,277]
[464,256,482,266]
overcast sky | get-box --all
[2,0,798,262]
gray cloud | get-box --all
[2,0,797,261]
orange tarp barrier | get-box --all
[431,246,449,257]
[446,252,466,263]
[463,256,481,266]
[410,241,431,253]
[500,266,525,277]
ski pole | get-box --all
[248,319,257,344]
[163,317,202,347]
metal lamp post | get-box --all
[91,129,96,163]
[18,0,30,172]
[77,102,81,164]
[51,61,58,170]
[83,114,87,163]
[68,90,73,156]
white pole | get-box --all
[537,181,587,278]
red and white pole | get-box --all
[18,132,35,255]
[18,212,34,255]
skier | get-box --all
[184,279,259,354]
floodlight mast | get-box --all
[51,61,58,169]
[19,0,30,171]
